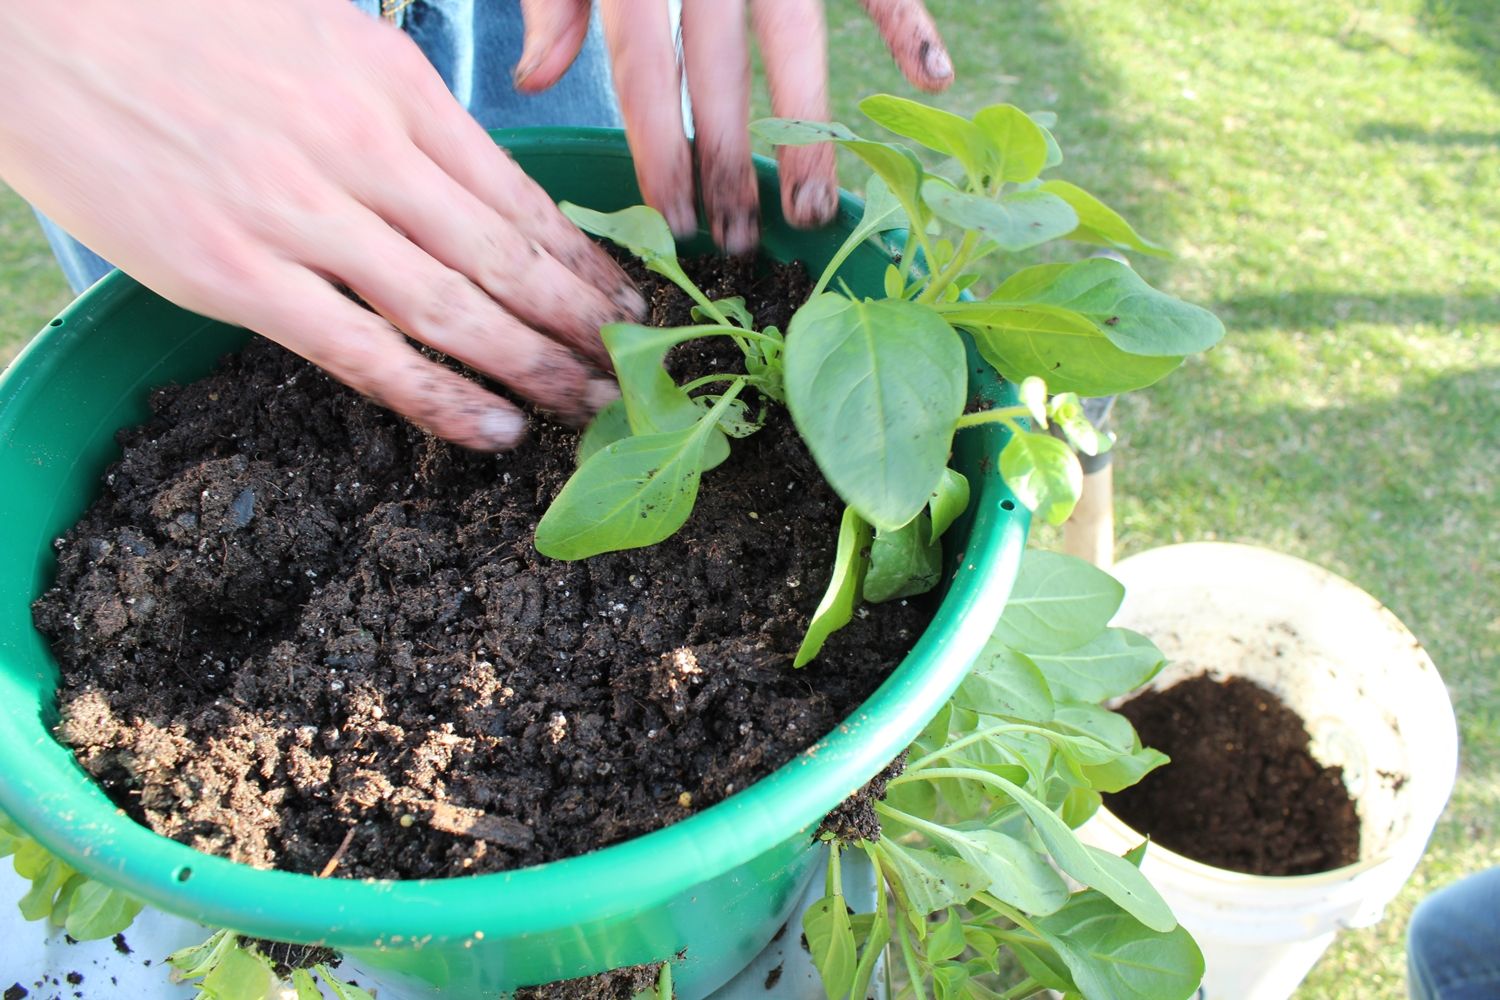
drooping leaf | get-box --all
[992,550,1123,654]
[1029,628,1167,703]
[1034,891,1205,1000]
[536,394,736,559]
[1079,745,1171,794]
[804,895,858,1000]
[62,880,145,941]
[861,95,997,184]
[794,506,872,668]
[1009,939,1077,993]
[971,105,1050,183]
[923,182,1079,252]
[601,322,732,464]
[941,828,1070,916]
[577,399,631,463]
[953,638,1054,721]
[168,930,234,979]
[322,970,378,1000]
[941,300,1183,396]
[785,294,965,531]
[18,857,71,922]
[986,774,1176,931]
[865,513,944,603]
[849,906,891,1000]
[1000,430,1083,526]
[1039,180,1170,257]
[1050,702,1141,754]
[928,468,970,542]
[993,259,1225,357]
[199,942,279,1000]
[874,839,985,916]
[291,969,323,1000]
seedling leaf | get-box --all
[577,399,631,463]
[860,95,997,184]
[865,513,943,603]
[785,294,965,531]
[794,506,872,667]
[1039,180,1171,257]
[972,104,1050,183]
[804,895,858,1000]
[928,468,970,542]
[999,430,1083,526]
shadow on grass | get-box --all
[1356,122,1500,147]
[1421,0,1500,94]
[1215,290,1500,332]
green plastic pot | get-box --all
[0,129,1029,998]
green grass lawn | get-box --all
[2,1,1496,996]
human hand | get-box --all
[0,0,644,451]
[514,0,953,254]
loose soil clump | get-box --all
[33,255,931,881]
[1104,675,1361,876]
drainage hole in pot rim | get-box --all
[174,866,193,883]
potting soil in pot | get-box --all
[31,255,931,881]
[1103,674,1360,876]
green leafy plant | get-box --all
[0,809,144,941]
[167,929,374,1000]
[804,549,1204,1000]
[536,95,1223,665]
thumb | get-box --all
[515,0,594,92]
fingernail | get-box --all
[722,211,759,256]
[792,181,836,227]
[478,408,527,451]
[921,40,954,82]
[585,377,621,413]
[513,51,541,88]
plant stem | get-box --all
[974,893,1045,938]
[917,230,981,304]
[1000,977,1043,999]
[812,224,872,300]
[873,801,961,846]
[899,721,1029,773]
[955,406,1029,430]
[895,916,930,1000]
[828,839,844,899]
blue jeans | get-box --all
[37,0,622,293]
[1407,866,1500,1000]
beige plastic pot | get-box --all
[1078,542,1457,1000]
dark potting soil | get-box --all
[514,961,664,1000]
[32,254,932,881]
[1103,675,1361,876]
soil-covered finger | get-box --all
[601,0,697,236]
[751,0,838,228]
[238,266,530,452]
[859,0,953,92]
[683,0,759,253]
[514,0,593,91]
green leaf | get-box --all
[926,908,968,962]
[1009,940,1077,992]
[63,880,144,940]
[804,895,858,1000]
[941,299,1182,396]
[865,513,943,603]
[954,639,1055,721]
[860,95,997,184]
[859,174,912,238]
[875,839,985,915]
[931,962,972,1000]
[750,117,861,145]
[1034,891,1205,1000]
[1051,703,1140,753]
[941,828,1069,916]
[168,930,234,979]
[884,263,907,299]
[693,296,754,328]
[693,393,762,438]
[18,857,71,921]
[1000,431,1082,526]
[601,322,731,463]
[987,774,1176,932]
[577,399,632,463]
[1029,628,1166,703]
[993,259,1224,357]
[536,391,739,559]
[322,971,378,1000]
[291,970,322,1000]
[922,182,1079,252]
[1019,376,1049,427]
[561,204,678,269]
[928,468,970,542]
[849,908,891,1000]
[1079,746,1170,794]
[971,105,1050,183]
[1039,180,1171,257]
[794,506,872,668]
[49,873,83,927]
[785,295,965,531]
[992,550,1123,654]
[200,943,278,1000]
[1061,785,1105,828]
[1049,393,1110,457]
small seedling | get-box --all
[536,95,1223,664]
[0,811,143,941]
[167,928,374,1000]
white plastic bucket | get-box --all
[1077,542,1458,1000]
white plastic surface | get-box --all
[1078,543,1458,1000]
[0,850,884,999]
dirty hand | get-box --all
[0,0,643,451]
[515,0,953,254]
